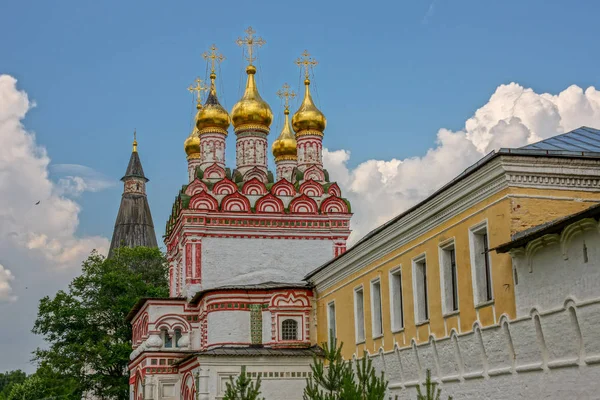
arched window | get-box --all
[281,319,298,341]
[162,328,172,348]
[174,329,182,348]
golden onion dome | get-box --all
[184,106,201,158]
[272,108,297,161]
[292,78,326,134]
[231,65,273,130]
[197,73,230,134]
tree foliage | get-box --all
[223,366,264,400]
[32,247,168,400]
[0,370,26,400]
[303,338,396,400]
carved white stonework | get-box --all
[297,136,323,172]
[187,158,202,183]
[199,134,226,169]
[276,160,297,181]
[236,136,268,176]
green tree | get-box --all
[32,247,168,400]
[0,370,26,400]
[416,370,452,400]
[223,366,264,400]
[303,338,396,400]
[6,375,45,400]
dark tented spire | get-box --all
[109,135,158,257]
[122,151,148,181]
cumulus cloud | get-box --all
[0,74,110,274]
[0,264,16,302]
[324,83,600,243]
[0,74,112,371]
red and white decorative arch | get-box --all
[154,314,192,331]
[255,193,285,213]
[271,179,296,196]
[189,191,219,211]
[327,182,341,197]
[270,291,311,308]
[299,179,324,197]
[185,178,209,196]
[203,163,226,180]
[320,196,349,214]
[242,167,268,183]
[221,192,251,213]
[181,372,195,400]
[289,195,318,214]
[303,165,325,182]
[212,178,238,195]
[242,178,268,195]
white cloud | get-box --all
[0,75,110,268]
[324,83,600,243]
[0,264,16,302]
[0,74,112,372]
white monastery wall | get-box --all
[206,311,250,346]
[369,298,600,400]
[198,356,313,400]
[201,238,333,288]
[513,227,600,317]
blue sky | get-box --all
[3,0,600,246]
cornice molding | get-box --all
[310,155,600,292]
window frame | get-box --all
[439,239,460,316]
[327,301,336,343]
[370,278,384,339]
[281,318,299,341]
[353,285,366,344]
[469,220,494,306]
[412,254,429,324]
[389,267,404,332]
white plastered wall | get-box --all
[206,311,250,346]
[201,238,333,288]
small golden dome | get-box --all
[272,108,297,161]
[197,73,230,134]
[231,65,273,131]
[184,106,201,158]
[292,78,326,134]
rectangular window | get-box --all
[327,301,336,342]
[470,222,494,304]
[389,269,404,331]
[439,243,459,314]
[371,280,383,338]
[354,287,365,343]
[413,256,429,323]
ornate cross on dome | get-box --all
[276,83,296,111]
[202,44,225,74]
[187,77,207,106]
[236,26,265,66]
[295,50,318,80]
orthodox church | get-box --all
[121,27,600,400]
[124,27,352,400]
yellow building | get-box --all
[306,127,600,359]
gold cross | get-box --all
[295,50,318,79]
[276,83,296,111]
[202,44,225,74]
[236,26,265,65]
[187,77,207,105]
